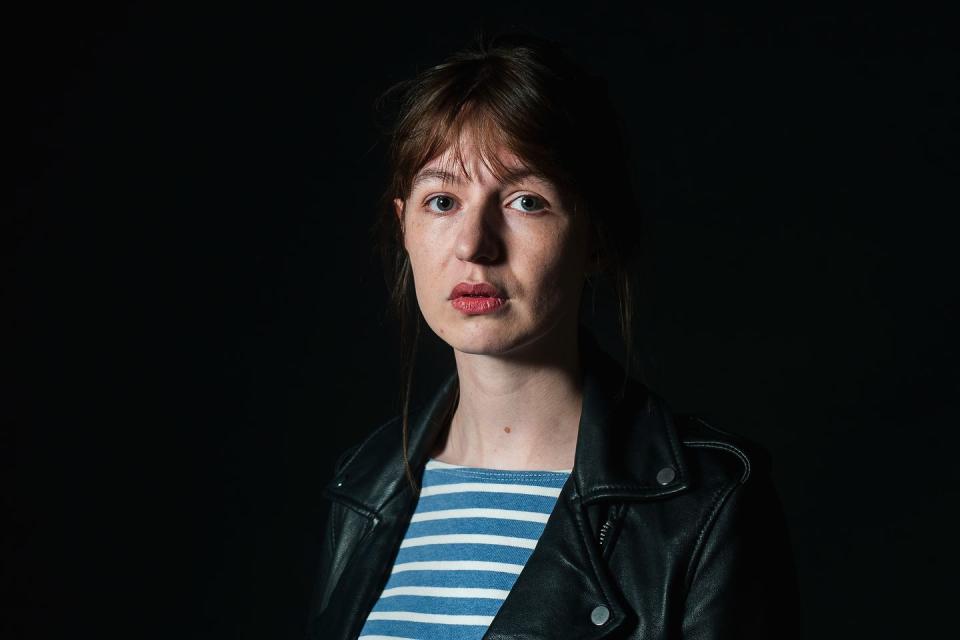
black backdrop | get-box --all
[7,3,958,638]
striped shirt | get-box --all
[357,457,572,640]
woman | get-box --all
[308,31,801,640]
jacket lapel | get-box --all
[316,481,414,640]
[317,369,460,639]
[480,474,636,639]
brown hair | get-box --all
[369,29,644,494]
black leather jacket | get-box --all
[307,331,801,639]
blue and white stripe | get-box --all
[357,458,571,640]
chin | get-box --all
[447,330,516,355]
[425,305,557,356]
[428,317,518,355]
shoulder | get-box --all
[669,415,802,633]
[668,413,792,578]
[672,412,774,488]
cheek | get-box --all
[523,235,587,304]
[405,233,444,301]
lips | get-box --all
[449,282,506,300]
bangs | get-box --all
[410,103,537,187]
[391,88,575,203]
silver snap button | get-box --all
[590,604,610,626]
[656,466,676,485]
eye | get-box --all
[507,194,547,214]
[425,195,457,213]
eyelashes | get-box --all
[424,193,548,215]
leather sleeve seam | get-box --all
[684,479,739,593]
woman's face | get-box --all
[395,132,593,359]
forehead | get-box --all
[412,143,547,190]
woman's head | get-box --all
[370,30,643,487]
[374,30,642,355]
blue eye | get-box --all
[508,194,546,213]
[426,195,456,213]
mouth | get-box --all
[448,281,506,300]
[448,281,508,316]
[450,295,508,315]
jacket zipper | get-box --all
[598,518,613,548]
[598,503,621,553]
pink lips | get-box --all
[449,281,508,315]
[449,282,504,299]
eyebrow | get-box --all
[411,167,548,190]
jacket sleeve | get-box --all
[681,462,802,639]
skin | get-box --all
[394,128,598,470]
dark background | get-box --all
[6,2,958,638]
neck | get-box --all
[431,325,584,471]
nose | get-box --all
[453,196,502,264]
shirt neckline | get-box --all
[425,457,573,474]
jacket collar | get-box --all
[325,325,691,513]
